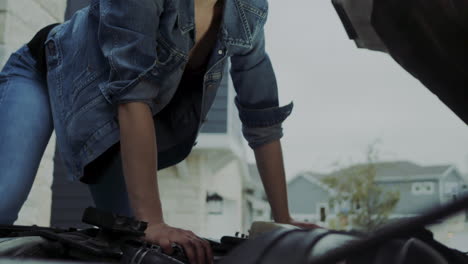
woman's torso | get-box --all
[45,0,269,180]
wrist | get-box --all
[273,212,293,224]
[136,212,164,225]
[270,202,292,224]
[132,201,164,224]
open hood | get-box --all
[332,0,468,125]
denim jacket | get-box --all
[45,0,293,180]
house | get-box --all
[287,161,467,227]
[372,161,466,218]
[287,171,331,225]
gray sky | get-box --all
[253,0,468,178]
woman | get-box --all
[0,0,316,263]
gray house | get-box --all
[374,162,466,217]
[287,172,331,224]
[287,161,467,225]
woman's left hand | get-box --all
[282,218,324,230]
[290,220,323,229]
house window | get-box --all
[206,192,224,215]
[412,182,434,195]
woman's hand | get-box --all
[287,219,323,230]
[144,222,213,264]
[252,141,325,231]
[118,103,212,264]
[276,217,323,230]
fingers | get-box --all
[296,223,312,229]
[181,237,199,264]
[180,235,212,264]
[199,238,213,264]
[193,237,206,264]
[303,223,322,229]
[290,221,323,230]
[145,223,212,264]
[159,238,173,255]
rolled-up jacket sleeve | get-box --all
[97,0,164,114]
[230,29,293,149]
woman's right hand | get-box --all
[118,103,212,263]
[144,222,213,264]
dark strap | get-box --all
[26,23,60,77]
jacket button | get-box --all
[218,49,224,55]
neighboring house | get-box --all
[373,161,466,218]
[288,161,467,226]
[50,0,254,239]
[0,0,66,226]
[287,171,331,225]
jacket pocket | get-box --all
[71,67,107,106]
[154,36,185,71]
[67,67,108,123]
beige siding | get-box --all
[0,0,65,226]
[157,151,245,238]
[158,154,206,234]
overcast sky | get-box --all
[252,0,468,178]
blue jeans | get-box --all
[0,45,132,224]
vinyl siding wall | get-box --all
[378,180,440,215]
[288,177,330,215]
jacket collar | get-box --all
[176,0,254,48]
[177,0,195,34]
[220,0,254,48]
